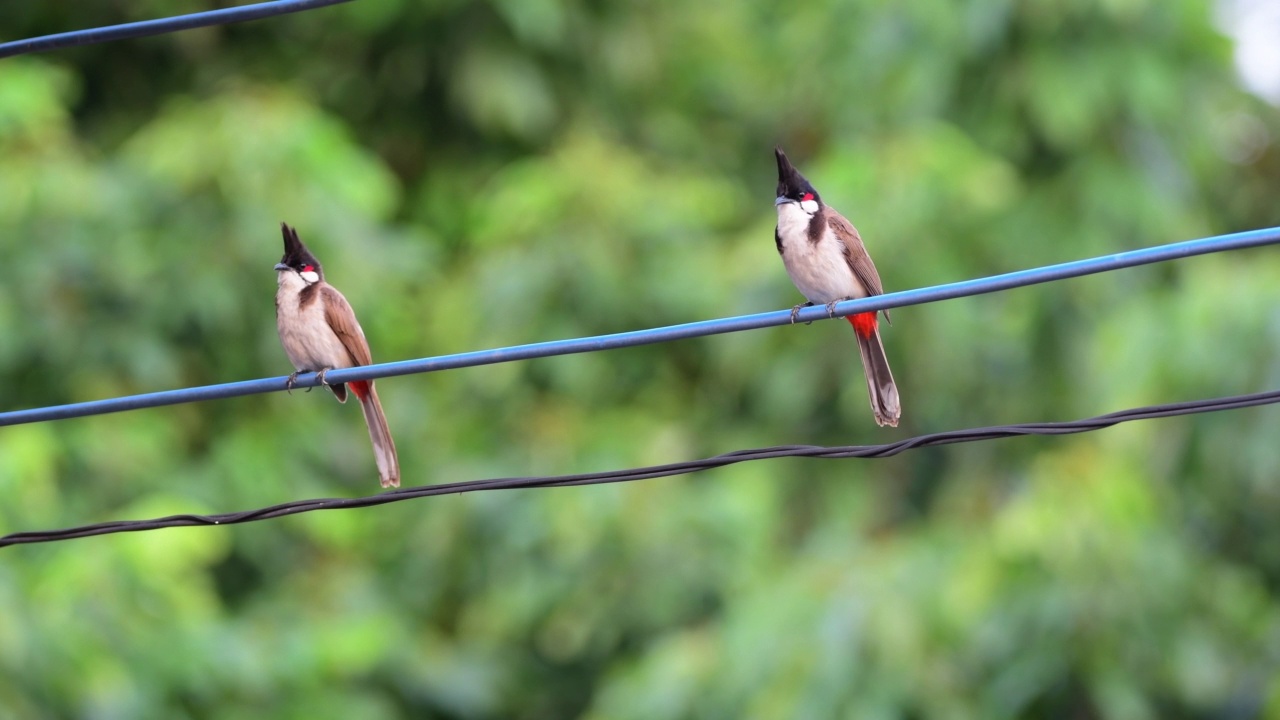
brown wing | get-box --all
[826,210,891,322]
[321,284,374,367]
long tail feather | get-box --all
[350,381,400,488]
[854,328,901,427]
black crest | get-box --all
[279,222,324,277]
[774,147,820,203]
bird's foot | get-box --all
[313,368,333,391]
[824,300,842,318]
[790,301,814,325]
[286,371,300,394]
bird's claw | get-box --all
[790,302,814,325]
[286,369,330,393]
[313,368,332,391]
[824,300,841,318]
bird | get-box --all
[772,147,901,427]
[273,222,400,487]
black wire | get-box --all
[4,388,1275,548]
[0,0,356,60]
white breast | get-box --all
[775,204,866,304]
[275,274,355,373]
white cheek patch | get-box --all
[800,199,819,214]
[300,270,320,284]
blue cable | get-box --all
[1,225,1278,428]
[0,0,355,60]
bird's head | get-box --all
[274,222,323,285]
[774,147,821,215]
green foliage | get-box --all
[2,0,1280,717]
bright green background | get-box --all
[2,0,1280,717]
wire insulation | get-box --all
[3,388,1275,547]
[0,0,356,59]
[2,226,1278,428]
[6,1,1274,552]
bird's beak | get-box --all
[274,263,290,272]
[775,195,793,206]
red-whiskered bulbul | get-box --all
[274,222,400,488]
[773,148,901,427]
